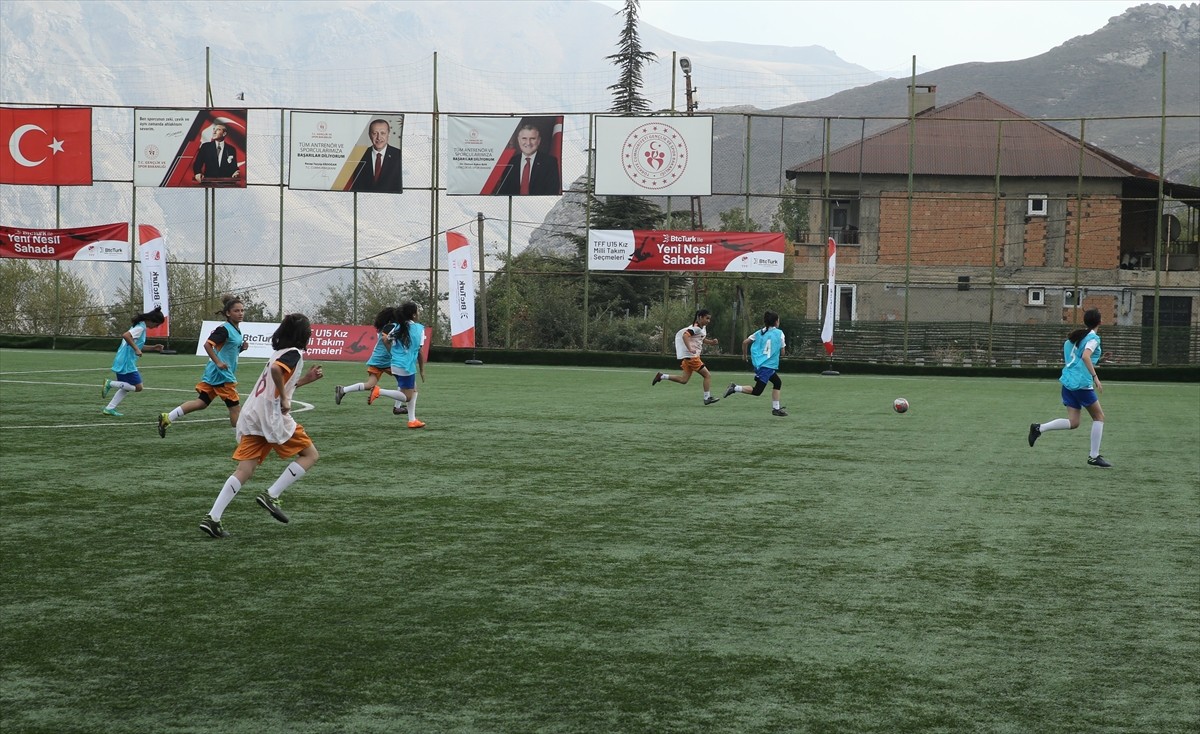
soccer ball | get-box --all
[893,397,909,413]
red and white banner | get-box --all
[594,116,712,196]
[446,231,476,347]
[217,323,437,363]
[0,223,128,260]
[0,107,93,186]
[588,230,785,273]
[446,116,563,196]
[134,109,247,188]
[138,225,170,337]
[821,237,837,356]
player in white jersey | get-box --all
[200,313,325,539]
[651,309,720,405]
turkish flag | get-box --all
[0,107,93,186]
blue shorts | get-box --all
[754,366,777,384]
[114,370,143,386]
[1061,385,1098,409]
[393,373,416,390]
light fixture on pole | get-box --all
[679,57,702,229]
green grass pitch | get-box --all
[1,348,1197,733]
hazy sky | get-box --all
[596,0,1156,73]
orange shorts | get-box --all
[196,381,240,405]
[232,424,313,464]
[679,356,705,375]
[366,365,388,378]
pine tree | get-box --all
[606,0,657,115]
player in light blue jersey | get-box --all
[334,306,406,415]
[101,307,166,416]
[724,310,788,416]
[159,295,247,437]
[1028,308,1111,467]
[373,301,426,429]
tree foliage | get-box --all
[772,181,812,244]
[606,0,656,115]
[109,261,273,339]
[0,260,107,335]
[314,271,450,344]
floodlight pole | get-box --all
[681,58,703,229]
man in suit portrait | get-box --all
[496,123,561,196]
[192,123,241,184]
[350,118,403,193]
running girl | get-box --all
[200,313,325,539]
[102,307,166,416]
[159,295,247,437]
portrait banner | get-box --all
[134,109,247,188]
[588,230,785,273]
[289,112,404,193]
[0,107,93,186]
[0,223,128,260]
[594,116,712,196]
[446,115,563,196]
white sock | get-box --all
[1090,422,1104,457]
[734,386,743,393]
[1040,418,1072,432]
[772,400,781,410]
[407,392,418,421]
[704,391,711,399]
[210,475,242,521]
[110,380,136,391]
[377,388,405,401]
[343,382,365,394]
[106,387,133,409]
[268,461,306,499]
[168,406,186,421]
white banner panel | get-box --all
[446,232,476,347]
[289,112,404,193]
[196,320,278,359]
[594,116,712,196]
[446,115,563,196]
[138,225,170,337]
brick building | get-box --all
[785,91,1199,362]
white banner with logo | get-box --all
[196,320,278,359]
[594,116,712,196]
[138,225,170,337]
[446,231,476,347]
[288,111,405,193]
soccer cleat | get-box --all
[199,515,229,538]
[703,396,719,405]
[102,407,123,417]
[407,419,426,429]
[1087,455,1113,468]
[393,405,408,415]
[102,379,112,399]
[772,408,789,417]
[1028,423,1041,447]
[334,385,345,405]
[158,412,171,438]
[367,385,381,405]
[256,492,290,523]
[652,372,663,386]
[723,383,738,398]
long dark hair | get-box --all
[132,306,165,327]
[760,310,779,334]
[272,313,312,350]
[394,302,419,349]
[373,306,397,331]
[1067,308,1102,347]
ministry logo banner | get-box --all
[594,116,712,196]
[446,116,563,196]
[134,109,247,188]
[289,112,404,193]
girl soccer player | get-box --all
[1028,308,1112,467]
[159,295,247,437]
[334,306,405,414]
[200,313,324,539]
[371,301,426,428]
[102,307,166,416]
[723,310,788,416]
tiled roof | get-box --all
[786,92,1158,180]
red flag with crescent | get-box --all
[0,107,93,185]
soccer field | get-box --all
[1,348,1197,733]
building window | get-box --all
[1027,195,1048,217]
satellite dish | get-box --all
[1162,214,1181,241]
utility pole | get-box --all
[680,57,702,230]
